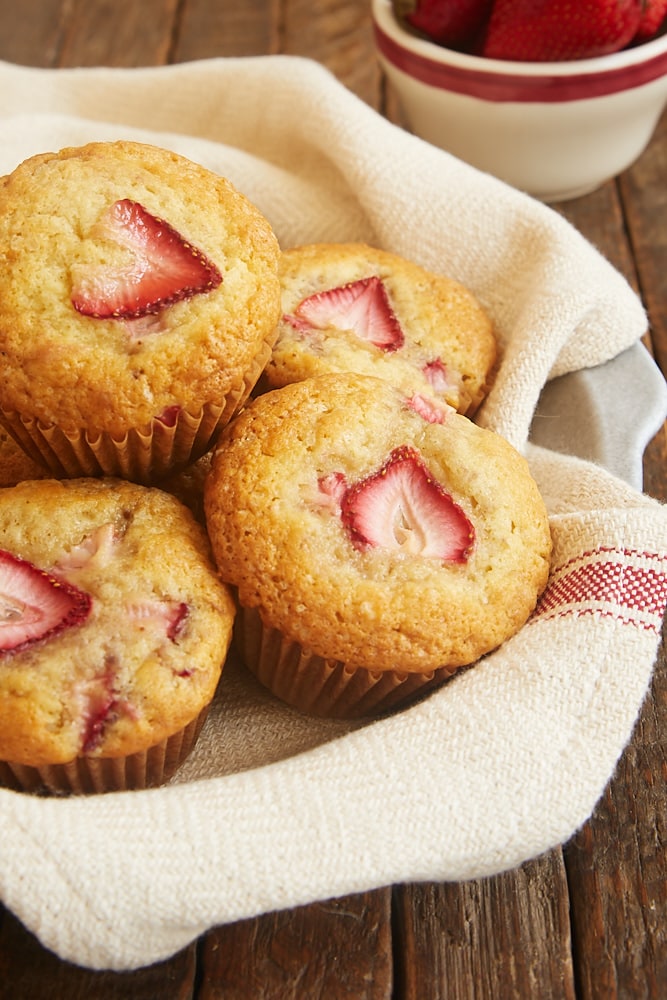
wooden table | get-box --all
[0,3,665,997]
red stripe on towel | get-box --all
[531,548,667,631]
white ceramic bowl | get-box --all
[372,0,667,201]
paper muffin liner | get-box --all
[0,335,274,484]
[0,404,218,484]
[0,706,209,796]
[236,605,457,719]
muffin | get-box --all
[261,242,497,416]
[0,140,282,483]
[204,373,552,718]
[0,477,235,793]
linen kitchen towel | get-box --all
[0,56,665,971]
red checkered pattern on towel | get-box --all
[531,548,667,634]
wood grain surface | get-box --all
[0,2,664,997]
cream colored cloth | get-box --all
[0,56,665,972]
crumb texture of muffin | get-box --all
[0,140,282,480]
[262,242,497,416]
[0,477,235,791]
[204,373,551,716]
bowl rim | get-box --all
[372,0,667,102]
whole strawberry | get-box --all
[635,0,667,39]
[482,0,643,61]
[398,0,493,50]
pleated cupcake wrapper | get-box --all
[0,403,225,484]
[0,335,275,483]
[0,706,209,796]
[236,604,457,718]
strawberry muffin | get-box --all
[204,373,551,718]
[0,140,281,483]
[0,477,235,794]
[261,242,497,416]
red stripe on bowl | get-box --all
[374,23,667,103]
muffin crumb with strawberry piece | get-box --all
[263,242,497,418]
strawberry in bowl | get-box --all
[373,0,667,199]
[399,0,667,58]
[402,0,494,50]
[482,0,666,60]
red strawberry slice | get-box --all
[285,276,404,351]
[0,549,92,653]
[422,358,454,394]
[78,661,139,753]
[126,598,189,641]
[341,446,474,562]
[406,393,449,423]
[482,0,642,61]
[635,0,667,39]
[81,678,119,754]
[405,0,493,51]
[71,199,222,319]
[165,601,188,641]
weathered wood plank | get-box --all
[174,0,280,62]
[620,109,667,376]
[0,0,67,67]
[177,0,382,107]
[0,909,196,1000]
[58,0,179,67]
[643,423,667,505]
[198,891,393,1000]
[282,0,382,106]
[556,177,638,289]
[393,854,575,999]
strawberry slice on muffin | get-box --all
[340,446,475,562]
[284,276,404,351]
[0,549,91,652]
[71,199,222,319]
